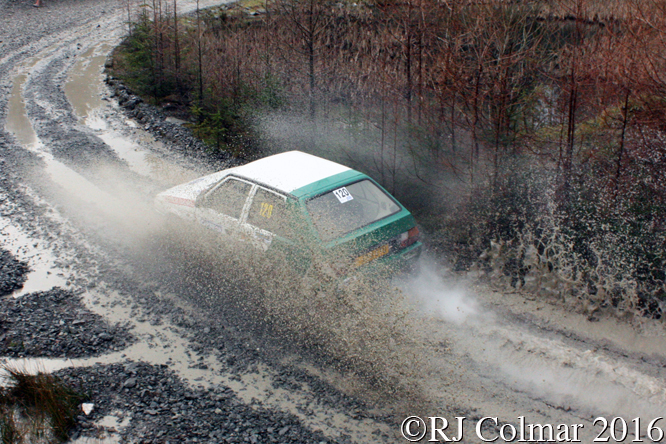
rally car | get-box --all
[155,151,422,278]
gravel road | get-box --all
[1,1,666,443]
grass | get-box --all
[0,406,20,444]
[0,365,86,444]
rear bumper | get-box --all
[355,241,423,278]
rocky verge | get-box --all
[0,248,28,296]
[59,362,333,444]
[104,76,237,171]
[0,288,135,358]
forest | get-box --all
[110,0,666,318]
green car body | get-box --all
[279,170,421,277]
[155,151,422,280]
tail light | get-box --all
[399,226,420,249]
[350,226,420,270]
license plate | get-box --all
[354,244,390,267]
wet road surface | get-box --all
[1,1,666,442]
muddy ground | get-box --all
[1,0,666,443]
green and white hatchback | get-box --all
[155,151,422,278]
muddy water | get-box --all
[5,73,37,147]
[9,2,666,440]
[1,281,392,442]
[0,216,69,296]
[71,428,122,444]
[95,126,202,185]
[0,185,399,441]
[63,44,112,122]
[62,42,157,178]
[5,34,665,444]
[71,414,131,444]
[5,65,163,238]
[63,40,201,184]
[5,56,42,148]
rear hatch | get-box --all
[328,211,419,274]
[303,176,420,273]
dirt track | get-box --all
[1,0,666,442]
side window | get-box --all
[246,188,290,237]
[203,178,252,219]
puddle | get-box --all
[26,143,160,236]
[165,116,187,125]
[6,80,161,237]
[62,41,203,185]
[40,152,158,230]
[0,216,69,296]
[97,414,131,430]
[97,127,201,185]
[61,42,157,178]
[4,55,41,144]
[5,73,37,146]
[63,44,113,122]
[0,350,388,442]
[96,131,154,177]
[6,61,116,212]
[6,42,195,193]
[71,434,121,444]
[70,414,127,444]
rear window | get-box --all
[306,179,401,242]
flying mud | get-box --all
[1,0,666,443]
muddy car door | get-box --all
[195,177,253,238]
[241,187,311,273]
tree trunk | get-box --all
[173,0,180,91]
[196,0,204,114]
[615,88,631,189]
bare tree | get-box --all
[273,0,333,120]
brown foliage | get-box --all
[122,0,666,310]
[125,0,666,181]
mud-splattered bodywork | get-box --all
[155,151,422,276]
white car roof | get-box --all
[233,151,350,193]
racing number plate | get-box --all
[354,244,390,267]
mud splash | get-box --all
[8,3,666,441]
[2,37,394,443]
[58,36,436,419]
[204,244,435,415]
[399,255,477,324]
